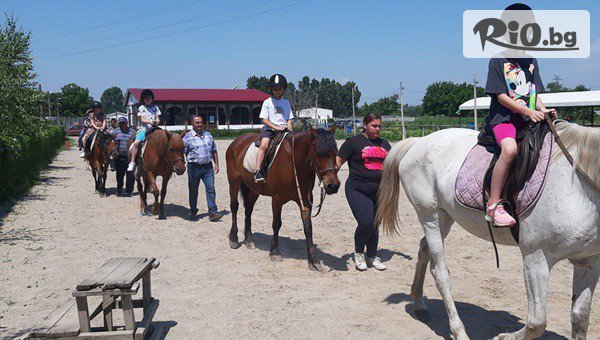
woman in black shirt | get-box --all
[336,113,391,271]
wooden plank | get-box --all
[142,271,151,314]
[102,258,148,290]
[30,298,80,338]
[121,295,136,331]
[76,258,127,291]
[105,258,155,290]
[134,299,159,340]
[102,295,114,331]
[73,283,139,297]
[77,329,134,340]
[75,297,91,333]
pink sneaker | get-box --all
[485,203,516,227]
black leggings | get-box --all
[345,178,379,258]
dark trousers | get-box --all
[188,162,217,215]
[114,156,134,194]
[345,178,380,258]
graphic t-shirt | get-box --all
[259,97,292,130]
[337,134,391,184]
[137,104,162,130]
[484,57,545,129]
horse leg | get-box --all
[147,173,160,216]
[137,174,147,216]
[158,174,170,220]
[228,181,242,249]
[101,163,108,196]
[410,236,432,322]
[419,208,467,340]
[95,161,106,198]
[570,257,600,340]
[242,190,259,249]
[91,165,98,193]
[299,195,329,273]
[494,250,552,340]
[269,198,283,262]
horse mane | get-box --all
[314,128,337,157]
[553,122,600,185]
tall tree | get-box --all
[360,94,399,116]
[246,76,270,94]
[60,83,93,116]
[421,81,484,116]
[101,86,124,113]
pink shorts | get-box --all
[492,123,517,146]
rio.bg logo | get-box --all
[463,10,590,58]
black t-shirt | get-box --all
[484,57,544,128]
[338,134,391,183]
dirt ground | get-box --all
[0,140,597,339]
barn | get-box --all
[125,88,270,130]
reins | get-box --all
[161,131,184,173]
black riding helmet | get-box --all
[91,101,102,109]
[268,74,287,90]
[140,89,155,100]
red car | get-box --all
[65,124,84,136]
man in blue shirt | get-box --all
[183,115,223,222]
[110,117,136,196]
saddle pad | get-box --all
[455,132,553,216]
[128,140,147,158]
[90,132,97,151]
[243,132,288,174]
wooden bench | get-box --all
[29,257,159,340]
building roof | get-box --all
[459,90,600,110]
[127,88,270,103]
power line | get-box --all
[37,0,312,61]
[36,0,275,53]
[34,0,208,43]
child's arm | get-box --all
[262,118,284,130]
[535,96,557,119]
[286,119,293,131]
[154,115,160,126]
[100,119,106,130]
[498,94,545,122]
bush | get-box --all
[0,122,65,202]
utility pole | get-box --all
[351,85,356,135]
[38,84,43,118]
[47,92,51,120]
[400,81,406,139]
[473,74,479,131]
[315,91,318,127]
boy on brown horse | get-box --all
[129,89,161,172]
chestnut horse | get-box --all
[135,129,186,219]
[85,129,117,197]
[226,126,341,272]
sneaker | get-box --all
[485,203,516,227]
[354,252,367,271]
[127,162,136,172]
[254,170,265,183]
[116,190,123,197]
[209,212,223,222]
[366,256,387,271]
[189,212,198,221]
[79,151,86,158]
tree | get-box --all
[59,83,93,116]
[246,76,270,94]
[359,94,399,116]
[100,86,124,113]
[421,81,485,116]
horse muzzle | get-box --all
[324,182,340,194]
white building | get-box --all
[297,107,333,124]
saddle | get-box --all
[131,126,162,171]
[455,121,553,242]
[243,131,288,176]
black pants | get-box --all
[345,178,380,258]
[114,156,134,194]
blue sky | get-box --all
[2,0,599,105]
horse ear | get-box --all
[310,125,317,138]
[180,130,188,138]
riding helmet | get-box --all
[268,74,287,89]
[92,101,102,109]
[140,89,155,100]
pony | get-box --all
[85,129,117,197]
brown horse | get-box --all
[135,129,186,219]
[226,126,341,272]
[85,129,117,197]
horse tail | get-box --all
[376,137,419,236]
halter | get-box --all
[162,131,185,173]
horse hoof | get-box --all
[158,214,167,220]
[269,254,283,262]
[412,308,431,323]
[99,193,106,198]
[244,242,255,250]
[229,240,242,249]
[308,261,330,273]
[492,333,514,340]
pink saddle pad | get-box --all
[455,133,553,216]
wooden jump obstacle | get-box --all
[28,257,159,340]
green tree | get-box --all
[421,81,484,116]
[246,76,270,94]
[100,86,124,113]
[360,94,399,116]
[60,83,93,116]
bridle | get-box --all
[162,131,185,173]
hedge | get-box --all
[0,123,65,202]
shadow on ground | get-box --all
[384,292,566,339]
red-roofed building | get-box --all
[125,88,270,130]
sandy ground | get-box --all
[0,139,598,339]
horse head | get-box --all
[164,131,186,175]
[309,125,340,194]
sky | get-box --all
[2,0,599,105]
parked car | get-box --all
[65,124,84,136]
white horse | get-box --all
[376,122,600,340]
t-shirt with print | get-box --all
[137,104,162,130]
[337,134,391,184]
[259,97,292,130]
[484,57,544,131]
